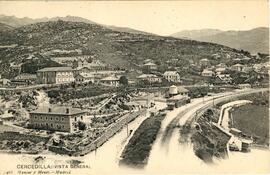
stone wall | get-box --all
[48,110,144,156]
[0,131,50,143]
[48,145,76,155]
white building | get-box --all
[100,75,120,87]
[163,71,181,82]
[201,69,215,77]
[137,74,162,83]
[231,64,245,72]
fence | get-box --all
[0,131,50,143]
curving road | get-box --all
[145,88,268,173]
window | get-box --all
[51,123,53,127]
[51,117,53,120]
[81,116,83,120]
[62,117,64,121]
[75,117,77,122]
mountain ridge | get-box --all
[171,27,269,54]
[0,14,153,35]
[0,20,248,78]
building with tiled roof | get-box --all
[29,106,87,132]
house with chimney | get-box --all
[29,106,87,132]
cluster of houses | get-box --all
[198,58,269,84]
[35,58,125,87]
[1,55,269,87]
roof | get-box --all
[37,67,73,72]
[202,69,214,73]
[144,62,157,66]
[168,94,187,101]
[164,71,179,76]
[101,76,120,81]
[137,74,158,79]
[76,73,94,78]
[200,58,209,61]
[126,101,140,106]
[239,83,251,86]
[30,106,86,116]
[177,86,189,93]
[232,64,244,67]
[0,113,14,119]
[76,66,91,71]
[230,128,242,133]
[15,73,37,79]
[170,85,177,88]
[215,68,226,72]
[0,125,24,133]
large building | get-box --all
[37,67,75,84]
[29,106,87,132]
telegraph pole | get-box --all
[126,114,129,137]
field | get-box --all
[231,104,269,146]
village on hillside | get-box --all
[0,12,269,173]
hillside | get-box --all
[0,15,151,35]
[171,29,223,39]
[0,20,246,77]
[0,22,14,31]
[171,27,269,54]
[0,15,97,27]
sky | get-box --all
[0,1,268,36]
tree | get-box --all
[78,121,86,130]
[119,76,128,86]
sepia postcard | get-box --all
[0,0,269,174]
